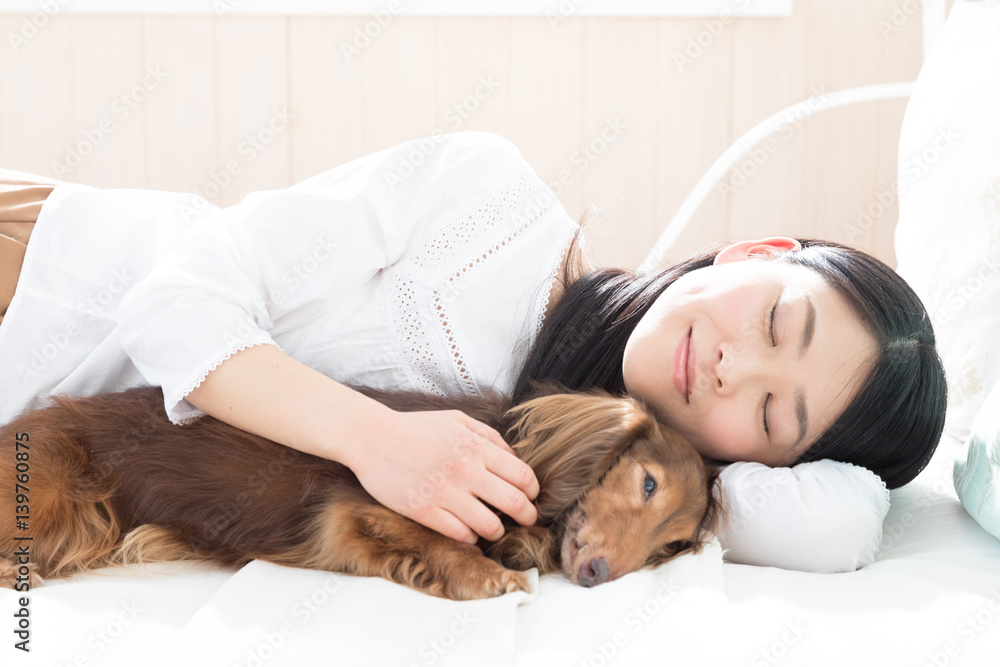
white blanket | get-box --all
[6,441,1000,667]
[1,543,726,666]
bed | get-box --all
[4,2,1000,665]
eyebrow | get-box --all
[792,297,815,449]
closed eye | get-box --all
[762,393,772,436]
[646,540,692,567]
[665,540,688,555]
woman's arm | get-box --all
[115,133,544,543]
[185,342,539,544]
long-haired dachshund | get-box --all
[0,382,720,600]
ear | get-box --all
[696,465,725,541]
[505,392,655,521]
[713,236,801,266]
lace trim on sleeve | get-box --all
[165,333,276,425]
[840,461,892,510]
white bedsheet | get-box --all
[721,433,1000,666]
[4,431,1000,666]
[1,542,726,666]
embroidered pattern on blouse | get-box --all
[387,172,554,397]
[535,230,575,342]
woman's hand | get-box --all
[181,344,535,544]
[352,409,540,545]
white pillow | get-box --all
[894,0,1000,443]
[716,460,890,572]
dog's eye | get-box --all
[643,473,657,500]
[664,541,686,555]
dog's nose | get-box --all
[578,557,609,587]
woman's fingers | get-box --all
[420,506,478,545]
[462,415,516,455]
[472,458,539,529]
[418,492,505,544]
[446,491,507,542]
[463,417,539,501]
[413,441,537,540]
[350,408,540,545]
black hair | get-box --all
[511,231,947,489]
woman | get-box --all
[515,233,945,488]
[0,131,947,573]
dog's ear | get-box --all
[504,392,657,521]
[694,466,725,546]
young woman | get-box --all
[0,131,946,573]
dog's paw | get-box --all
[446,564,532,600]
[486,568,532,597]
[0,558,45,589]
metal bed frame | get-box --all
[637,0,949,272]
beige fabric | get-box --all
[0,172,58,326]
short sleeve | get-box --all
[714,459,891,572]
[117,132,530,424]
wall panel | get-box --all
[582,17,659,270]
[509,19,586,229]
[214,16,290,207]
[144,16,217,197]
[69,15,147,188]
[0,0,932,269]
[0,14,77,179]
[288,16,366,184]
[655,17,734,265]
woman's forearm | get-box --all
[183,342,540,543]
[184,343,393,470]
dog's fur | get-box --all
[0,383,720,600]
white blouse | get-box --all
[0,131,889,572]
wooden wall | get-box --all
[0,0,947,270]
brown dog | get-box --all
[0,383,720,600]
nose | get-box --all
[578,557,610,587]
[712,340,773,396]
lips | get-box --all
[674,327,692,403]
[687,328,696,400]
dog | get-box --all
[0,382,720,600]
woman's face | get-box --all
[622,238,878,467]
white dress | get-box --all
[0,131,889,572]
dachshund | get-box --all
[0,382,721,600]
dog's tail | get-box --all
[0,395,122,582]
